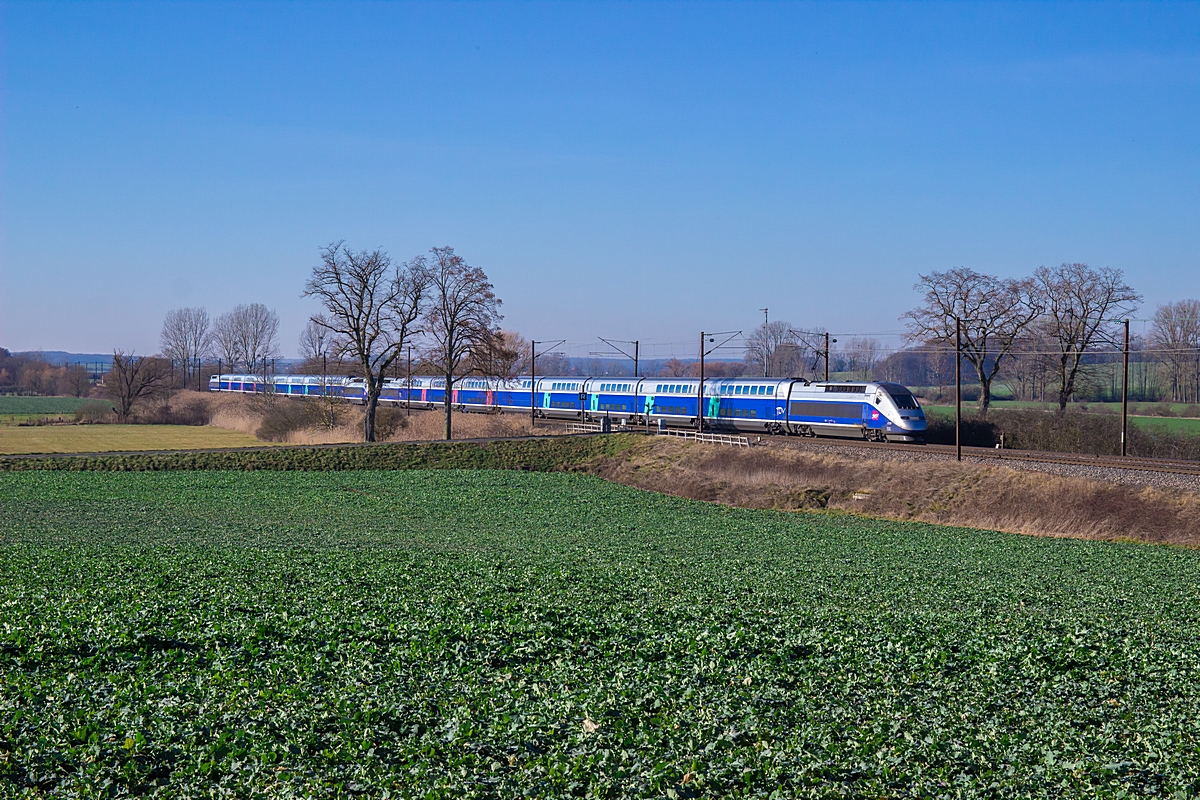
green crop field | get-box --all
[0,396,108,415]
[1133,416,1200,435]
[3,469,1200,797]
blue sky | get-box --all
[1,1,1197,359]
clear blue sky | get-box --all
[2,1,1197,359]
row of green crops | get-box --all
[3,468,1200,797]
[0,397,109,415]
[0,433,639,472]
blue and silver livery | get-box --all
[209,374,927,442]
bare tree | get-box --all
[1033,263,1141,410]
[299,315,330,362]
[236,303,280,373]
[211,304,280,373]
[160,307,211,381]
[535,350,573,376]
[659,357,693,377]
[703,361,747,378]
[103,351,169,422]
[473,329,528,378]
[843,337,884,381]
[744,321,802,377]
[1150,299,1200,403]
[422,246,502,440]
[211,311,241,371]
[62,364,92,398]
[1000,331,1055,402]
[902,267,1041,416]
[305,241,428,442]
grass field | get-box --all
[0,424,271,454]
[0,396,108,415]
[3,469,1200,797]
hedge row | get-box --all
[0,434,642,473]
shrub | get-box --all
[74,401,116,424]
[255,398,315,442]
[137,396,214,426]
[921,414,998,448]
[374,406,408,440]
[924,407,1200,459]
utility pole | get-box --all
[698,331,740,434]
[530,340,536,428]
[824,332,831,382]
[1121,318,1130,457]
[699,332,706,433]
[955,317,962,462]
[407,345,412,417]
[759,310,769,377]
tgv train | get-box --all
[210,373,928,441]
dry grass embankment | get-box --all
[579,438,1200,545]
[207,391,547,444]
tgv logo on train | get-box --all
[211,374,928,442]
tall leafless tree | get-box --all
[211,304,280,373]
[305,241,428,442]
[159,307,211,382]
[534,350,573,376]
[422,247,502,440]
[843,336,884,381]
[473,329,528,378]
[299,315,331,363]
[62,364,92,398]
[1150,299,1200,403]
[104,351,170,422]
[211,311,241,372]
[236,303,280,373]
[744,321,801,377]
[903,267,1042,416]
[1033,263,1141,410]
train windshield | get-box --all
[887,389,921,410]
